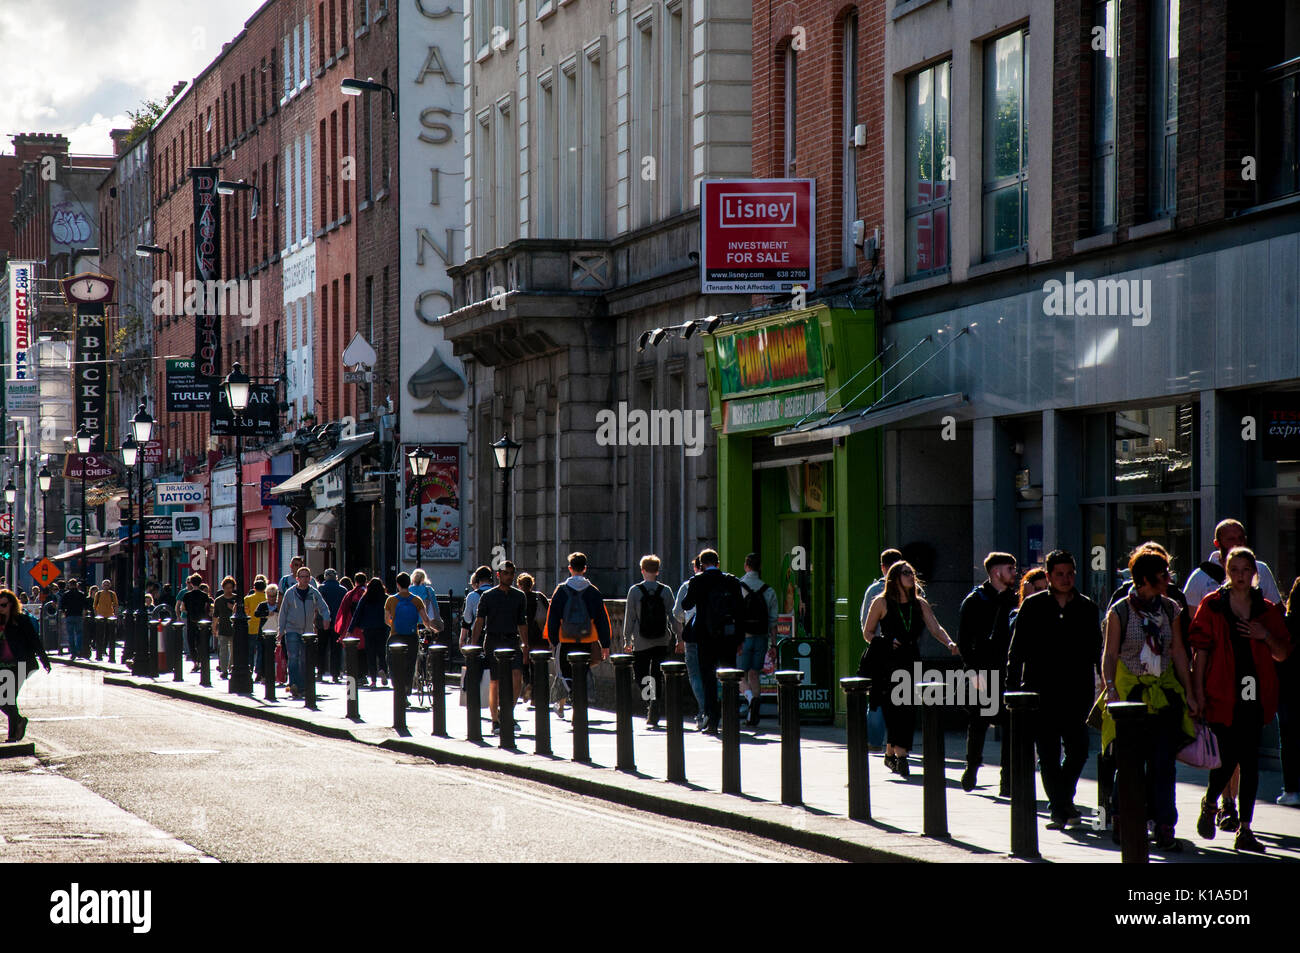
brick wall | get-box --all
[751,1,885,285]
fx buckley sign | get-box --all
[700,179,815,294]
[74,302,108,447]
[191,167,222,381]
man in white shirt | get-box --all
[859,548,904,635]
[1183,519,1281,607]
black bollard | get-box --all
[170,622,184,681]
[129,613,147,677]
[342,636,361,720]
[494,648,517,750]
[569,651,591,763]
[89,616,100,660]
[1005,691,1040,859]
[841,677,872,821]
[718,668,744,795]
[662,661,687,783]
[530,650,551,756]
[106,615,117,663]
[429,645,448,737]
[390,641,409,733]
[611,653,636,772]
[916,680,949,838]
[776,670,804,806]
[301,633,318,710]
[198,619,212,687]
[462,646,484,742]
[262,628,278,702]
[1110,701,1149,864]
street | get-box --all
[7,667,835,863]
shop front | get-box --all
[702,304,883,722]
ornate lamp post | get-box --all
[75,426,92,587]
[223,363,254,694]
[492,435,522,557]
[407,447,432,570]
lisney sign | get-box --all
[700,179,815,294]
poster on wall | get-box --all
[402,444,461,562]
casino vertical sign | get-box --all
[191,167,222,381]
[7,261,35,382]
[700,179,815,294]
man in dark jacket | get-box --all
[0,590,51,741]
[680,549,744,734]
[958,552,1018,794]
[1006,550,1102,829]
[318,569,348,682]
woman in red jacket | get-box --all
[1189,547,1291,852]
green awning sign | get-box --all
[715,317,823,399]
[723,386,825,434]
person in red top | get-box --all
[1189,546,1291,852]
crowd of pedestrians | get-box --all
[860,516,1295,854]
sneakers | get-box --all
[896,755,910,778]
[1235,825,1266,853]
[1216,800,1239,833]
[1045,815,1068,831]
[1277,791,1300,807]
[1152,824,1181,852]
[1064,808,1085,829]
[883,753,897,773]
[960,767,978,792]
[1196,796,1217,840]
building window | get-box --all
[558,61,578,238]
[662,1,687,215]
[1081,403,1198,608]
[474,0,490,55]
[475,109,494,253]
[1150,0,1179,218]
[841,14,858,268]
[495,98,516,248]
[581,48,604,237]
[380,68,391,190]
[783,45,797,178]
[982,27,1029,258]
[1092,0,1119,231]
[633,14,655,229]
[536,74,556,236]
[363,89,373,201]
[905,59,951,278]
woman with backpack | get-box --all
[1190,547,1292,852]
[1098,548,1197,851]
[861,560,959,777]
[347,578,390,688]
[517,573,549,705]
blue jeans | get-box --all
[65,617,84,657]
[284,631,305,693]
[684,643,706,724]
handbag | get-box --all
[275,641,288,684]
[1176,721,1222,770]
[457,665,491,708]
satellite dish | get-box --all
[341,333,377,368]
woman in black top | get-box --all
[863,561,960,776]
[349,578,390,688]
[0,589,51,741]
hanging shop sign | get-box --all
[402,444,461,562]
[714,317,824,400]
[191,166,222,381]
[209,383,278,437]
[166,358,212,411]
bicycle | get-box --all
[411,627,441,708]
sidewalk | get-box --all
[49,653,1300,864]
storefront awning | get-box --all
[304,511,337,550]
[52,532,141,562]
[269,432,375,497]
[772,392,968,447]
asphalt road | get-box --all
[15,667,837,863]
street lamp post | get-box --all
[124,402,154,676]
[37,464,51,566]
[407,447,432,570]
[340,77,399,119]
[75,426,92,588]
[492,435,522,557]
[3,478,14,592]
[121,434,139,670]
[223,363,253,694]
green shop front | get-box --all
[703,304,883,724]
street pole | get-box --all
[80,473,87,585]
[414,481,422,570]
[229,434,252,694]
[40,485,47,562]
[501,467,509,557]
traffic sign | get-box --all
[0,513,11,534]
[29,557,61,587]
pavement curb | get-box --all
[55,658,1023,864]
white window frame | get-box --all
[632,10,656,229]
[536,71,556,237]
[558,59,579,238]
[475,108,495,254]
[495,96,517,248]
[581,43,604,238]
[662,0,687,217]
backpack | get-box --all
[560,589,592,639]
[702,574,740,643]
[738,581,771,637]
[526,591,548,643]
[1199,560,1226,585]
[637,582,668,640]
[1110,596,1179,638]
[393,593,421,635]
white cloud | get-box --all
[0,0,265,155]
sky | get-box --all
[0,0,266,156]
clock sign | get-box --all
[60,273,116,305]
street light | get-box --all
[37,464,51,565]
[2,478,13,593]
[492,435,522,558]
[341,77,398,119]
[222,362,253,694]
[215,179,261,220]
[134,244,170,259]
[74,426,92,594]
[407,447,432,570]
[127,401,154,677]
